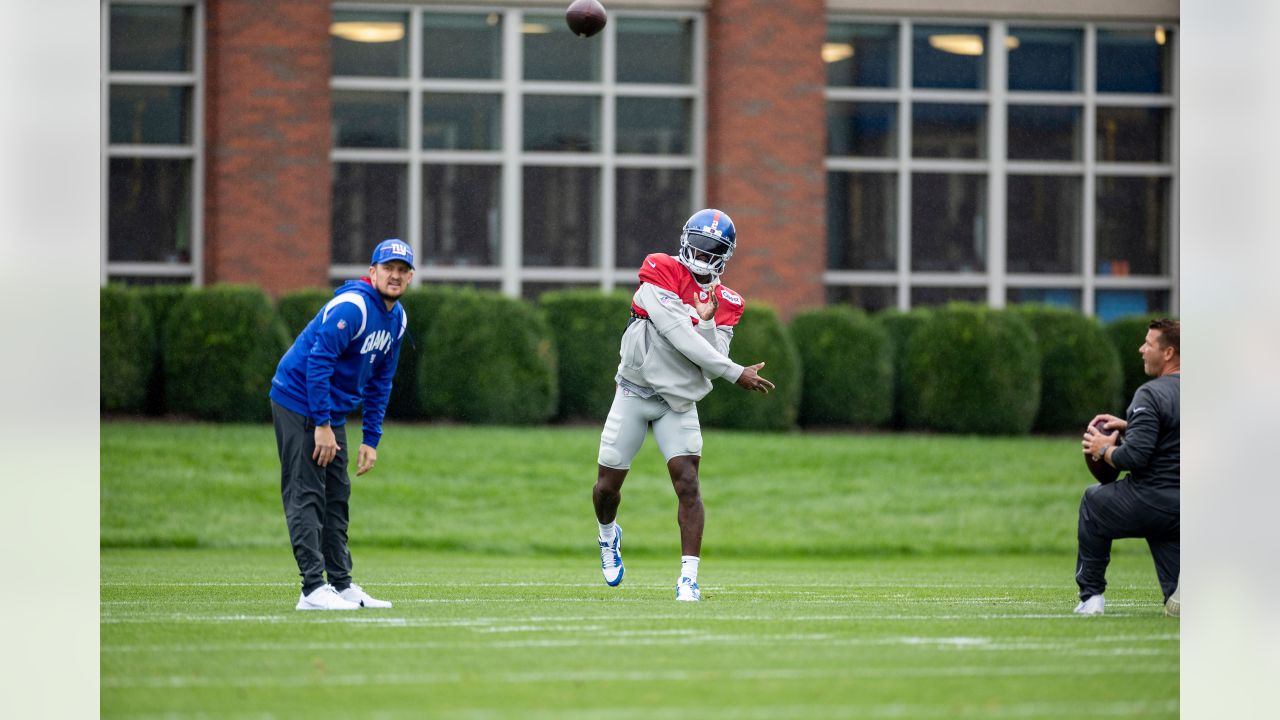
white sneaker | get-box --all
[1073,594,1105,615]
[599,525,624,587]
[676,576,701,602]
[339,583,393,609]
[296,584,360,611]
[1164,581,1180,618]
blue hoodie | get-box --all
[269,279,408,448]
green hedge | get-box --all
[1105,314,1161,404]
[100,286,155,413]
[790,307,892,427]
[698,304,802,431]
[904,304,1041,435]
[276,288,334,340]
[419,289,558,424]
[386,285,471,419]
[1011,304,1122,432]
[876,308,934,428]
[539,289,633,420]
[162,285,290,422]
[135,285,193,414]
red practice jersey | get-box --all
[631,253,745,327]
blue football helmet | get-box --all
[678,208,736,285]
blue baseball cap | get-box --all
[370,239,414,269]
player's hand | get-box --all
[1082,424,1119,459]
[1087,413,1126,432]
[735,362,775,394]
[356,444,377,476]
[692,282,719,321]
[312,424,340,467]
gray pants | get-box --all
[1076,480,1179,603]
[272,401,353,595]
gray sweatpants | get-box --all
[1076,480,1179,603]
[271,401,353,595]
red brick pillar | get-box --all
[204,0,331,295]
[706,0,827,319]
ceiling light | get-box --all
[1005,36,1020,50]
[330,21,405,43]
[929,34,984,56]
[1155,26,1167,45]
[822,42,854,63]
[521,23,551,34]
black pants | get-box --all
[1076,480,1179,602]
[272,401,353,595]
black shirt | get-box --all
[1112,373,1180,513]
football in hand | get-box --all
[1084,419,1120,484]
[566,0,607,37]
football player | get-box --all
[592,209,775,601]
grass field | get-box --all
[101,421,1178,718]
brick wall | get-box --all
[204,0,331,295]
[706,0,828,319]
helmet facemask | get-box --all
[678,230,735,287]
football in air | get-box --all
[566,0,607,38]
[1084,419,1120,485]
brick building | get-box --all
[103,0,1179,320]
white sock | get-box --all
[598,521,617,543]
[681,555,700,582]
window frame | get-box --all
[330,5,706,297]
[825,16,1178,317]
[101,0,206,285]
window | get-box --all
[825,19,1177,317]
[103,1,203,284]
[331,7,702,296]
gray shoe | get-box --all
[1073,594,1104,615]
[296,584,360,611]
[1164,581,1180,618]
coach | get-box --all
[1076,318,1180,617]
[268,239,413,611]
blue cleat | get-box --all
[675,576,700,602]
[599,525,624,586]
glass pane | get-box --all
[1007,288,1082,310]
[828,172,896,271]
[825,23,898,88]
[522,282,600,301]
[827,102,897,157]
[422,165,501,267]
[1097,28,1172,94]
[616,168,692,269]
[108,158,191,263]
[106,275,192,286]
[332,163,407,265]
[827,285,896,312]
[617,18,693,84]
[331,11,408,77]
[524,14,600,81]
[910,286,985,306]
[913,103,987,159]
[1096,107,1169,163]
[1007,27,1082,92]
[1007,105,1081,161]
[109,85,190,145]
[332,91,407,148]
[1095,289,1170,323]
[913,25,987,90]
[1096,176,1168,276]
[523,167,600,267]
[911,173,986,272]
[1006,175,1081,273]
[524,95,600,152]
[615,97,691,155]
[423,12,502,79]
[110,4,192,72]
[422,93,501,150]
